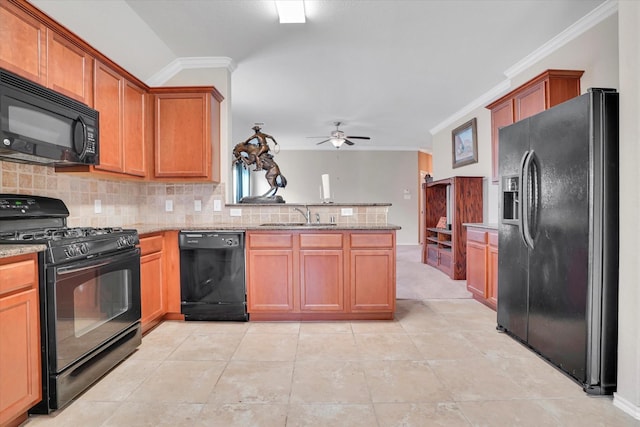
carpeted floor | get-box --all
[395,245,472,300]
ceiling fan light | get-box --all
[275,1,306,23]
[330,137,344,148]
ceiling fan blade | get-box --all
[316,139,330,145]
[346,136,370,140]
[307,136,330,139]
[343,139,355,146]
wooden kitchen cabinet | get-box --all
[0,1,93,104]
[246,232,295,312]
[299,233,345,312]
[46,29,93,105]
[246,230,396,320]
[422,177,483,280]
[151,87,223,182]
[465,226,498,310]
[139,233,166,334]
[0,253,41,427]
[0,1,46,84]
[349,233,395,313]
[486,69,583,182]
[93,60,147,177]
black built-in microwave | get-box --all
[0,68,99,166]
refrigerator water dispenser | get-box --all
[502,176,519,222]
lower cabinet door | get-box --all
[350,249,395,312]
[0,288,41,426]
[247,249,294,312]
[466,240,488,299]
[488,239,499,309]
[299,250,344,312]
[140,251,164,332]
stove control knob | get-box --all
[79,243,89,255]
[117,235,133,248]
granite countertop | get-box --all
[0,244,47,259]
[0,224,401,258]
[463,222,498,230]
[225,202,392,207]
[135,223,402,235]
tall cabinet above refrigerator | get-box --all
[497,88,619,395]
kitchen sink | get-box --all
[259,222,337,227]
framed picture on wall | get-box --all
[452,117,478,168]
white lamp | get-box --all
[275,1,306,23]
[330,137,345,148]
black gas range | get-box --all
[0,195,138,263]
[0,194,142,414]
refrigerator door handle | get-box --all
[518,150,530,247]
[522,149,536,249]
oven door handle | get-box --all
[56,261,112,275]
[55,249,140,276]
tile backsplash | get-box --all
[0,161,388,228]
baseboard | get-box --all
[613,392,640,420]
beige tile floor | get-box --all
[24,246,639,427]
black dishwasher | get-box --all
[179,231,248,321]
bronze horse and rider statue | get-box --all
[232,126,287,202]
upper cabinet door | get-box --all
[489,99,514,183]
[0,2,46,83]
[154,91,212,179]
[515,81,546,121]
[94,61,124,174]
[46,30,93,105]
[122,81,147,177]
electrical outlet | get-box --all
[94,199,102,214]
[194,200,202,212]
[165,199,173,212]
[213,199,222,211]
[341,208,353,216]
[230,208,242,217]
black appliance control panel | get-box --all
[0,194,69,218]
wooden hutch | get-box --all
[422,176,483,280]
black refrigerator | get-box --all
[497,88,619,395]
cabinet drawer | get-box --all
[467,229,487,244]
[488,231,498,247]
[299,233,343,249]
[350,233,393,248]
[0,256,37,296]
[139,235,164,255]
[248,233,293,249]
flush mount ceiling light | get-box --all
[275,0,306,23]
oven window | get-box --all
[50,251,141,372]
[72,270,131,337]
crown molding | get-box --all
[505,0,618,78]
[429,79,511,135]
[145,56,236,86]
[430,0,618,136]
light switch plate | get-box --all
[194,200,202,212]
[165,200,173,212]
[341,208,353,216]
[94,199,101,214]
[230,208,242,217]
[213,199,222,211]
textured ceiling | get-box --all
[32,0,607,151]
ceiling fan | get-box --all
[308,122,371,148]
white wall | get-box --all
[615,1,640,418]
[248,150,419,245]
[431,13,619,225]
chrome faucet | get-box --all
[293,206,311,224]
